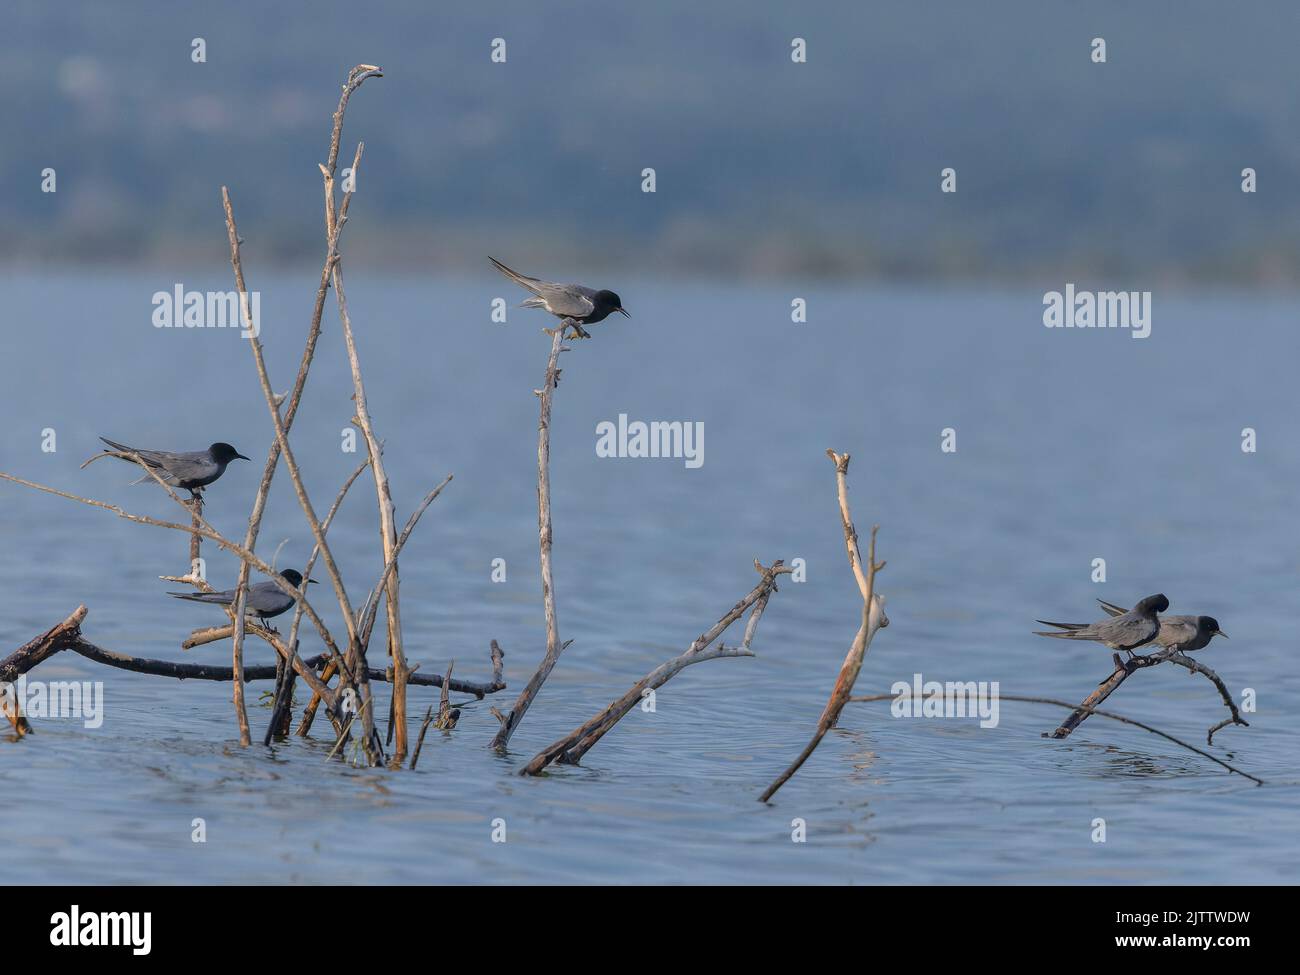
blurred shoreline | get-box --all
[3,229,1297,292]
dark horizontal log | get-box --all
[67,638,504,698]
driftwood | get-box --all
[0,605,89,683]
[521,560,793,775]
[67,637,500,695]
[1048,647,1249,745]
[216,68,382,749]
[490,325,570,750]
[0,606,90,736]
[759,450,888,803]
[0,66,476,764]
[848,692,1262,785]
[1,608,506,722]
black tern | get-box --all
[1097,599,1227,653]
[1033,592,1169,657]
[489,256,628,339]
[168,569,317,625]
[100,437,249,496]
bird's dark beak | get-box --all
[1216,629,1228,639]
[235,453,251,461]
[308,578,319,585]
[616,307,630,318]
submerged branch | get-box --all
[848,692,1263,786]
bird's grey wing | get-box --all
[536,283,595,319]
[1096,599,1129,617]
[168,588,236,605]
[157,451,219,483]
[1101,614,1158,647]
[245,582,294,615]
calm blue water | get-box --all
[2,271,1297,884]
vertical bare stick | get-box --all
[330,231,406,764]
[223,189,367,751]
[187,493,203,575]
[216,64,380,749]
[288,457,369,735]
[491,326,568,751]
[759,450,888,803]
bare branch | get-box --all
[848,692,1263,786]
[357,473,454,649]
[491,326,570,750]
[1048,647,1250,745]
[0,473,347,670]
[0,605,88,683]
[522,561,791,775]
[759,450,889,803]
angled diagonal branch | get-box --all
[522,560,791,775]
[759,449,889,803]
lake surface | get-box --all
[2,271,1297,884]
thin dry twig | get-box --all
[290,456,370,732]
[327,189,419,764]
[0,473,347,682]
[759,449,888,803]
[222,188,370,755]
[491,325,570,751]
[847,692,1263,786]
[218,63,381,752]
[522,561,791,775]
[357,473,454,649]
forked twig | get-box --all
[759,450,888,803]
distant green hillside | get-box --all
[3,0,1299,282]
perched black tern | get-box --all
[1097,599,1227,653]
[100,437,249,496]
[1033,592,1169,657]
[168,569,317,625]
[489,256,628,338]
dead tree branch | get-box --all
[848,692,1263,786]
[1047,647,1250,745]
[522,560,792,775]
[490,325,569,751]
[759,449,888,803]
[0,473,348,675]
[0,605,88,683]
[216,63,380,753]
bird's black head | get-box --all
[1136,593,1169,614]
[211,442,251,463]
[1200,616,1227,638]
[279,569,316,588]
[596,290,630,318]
